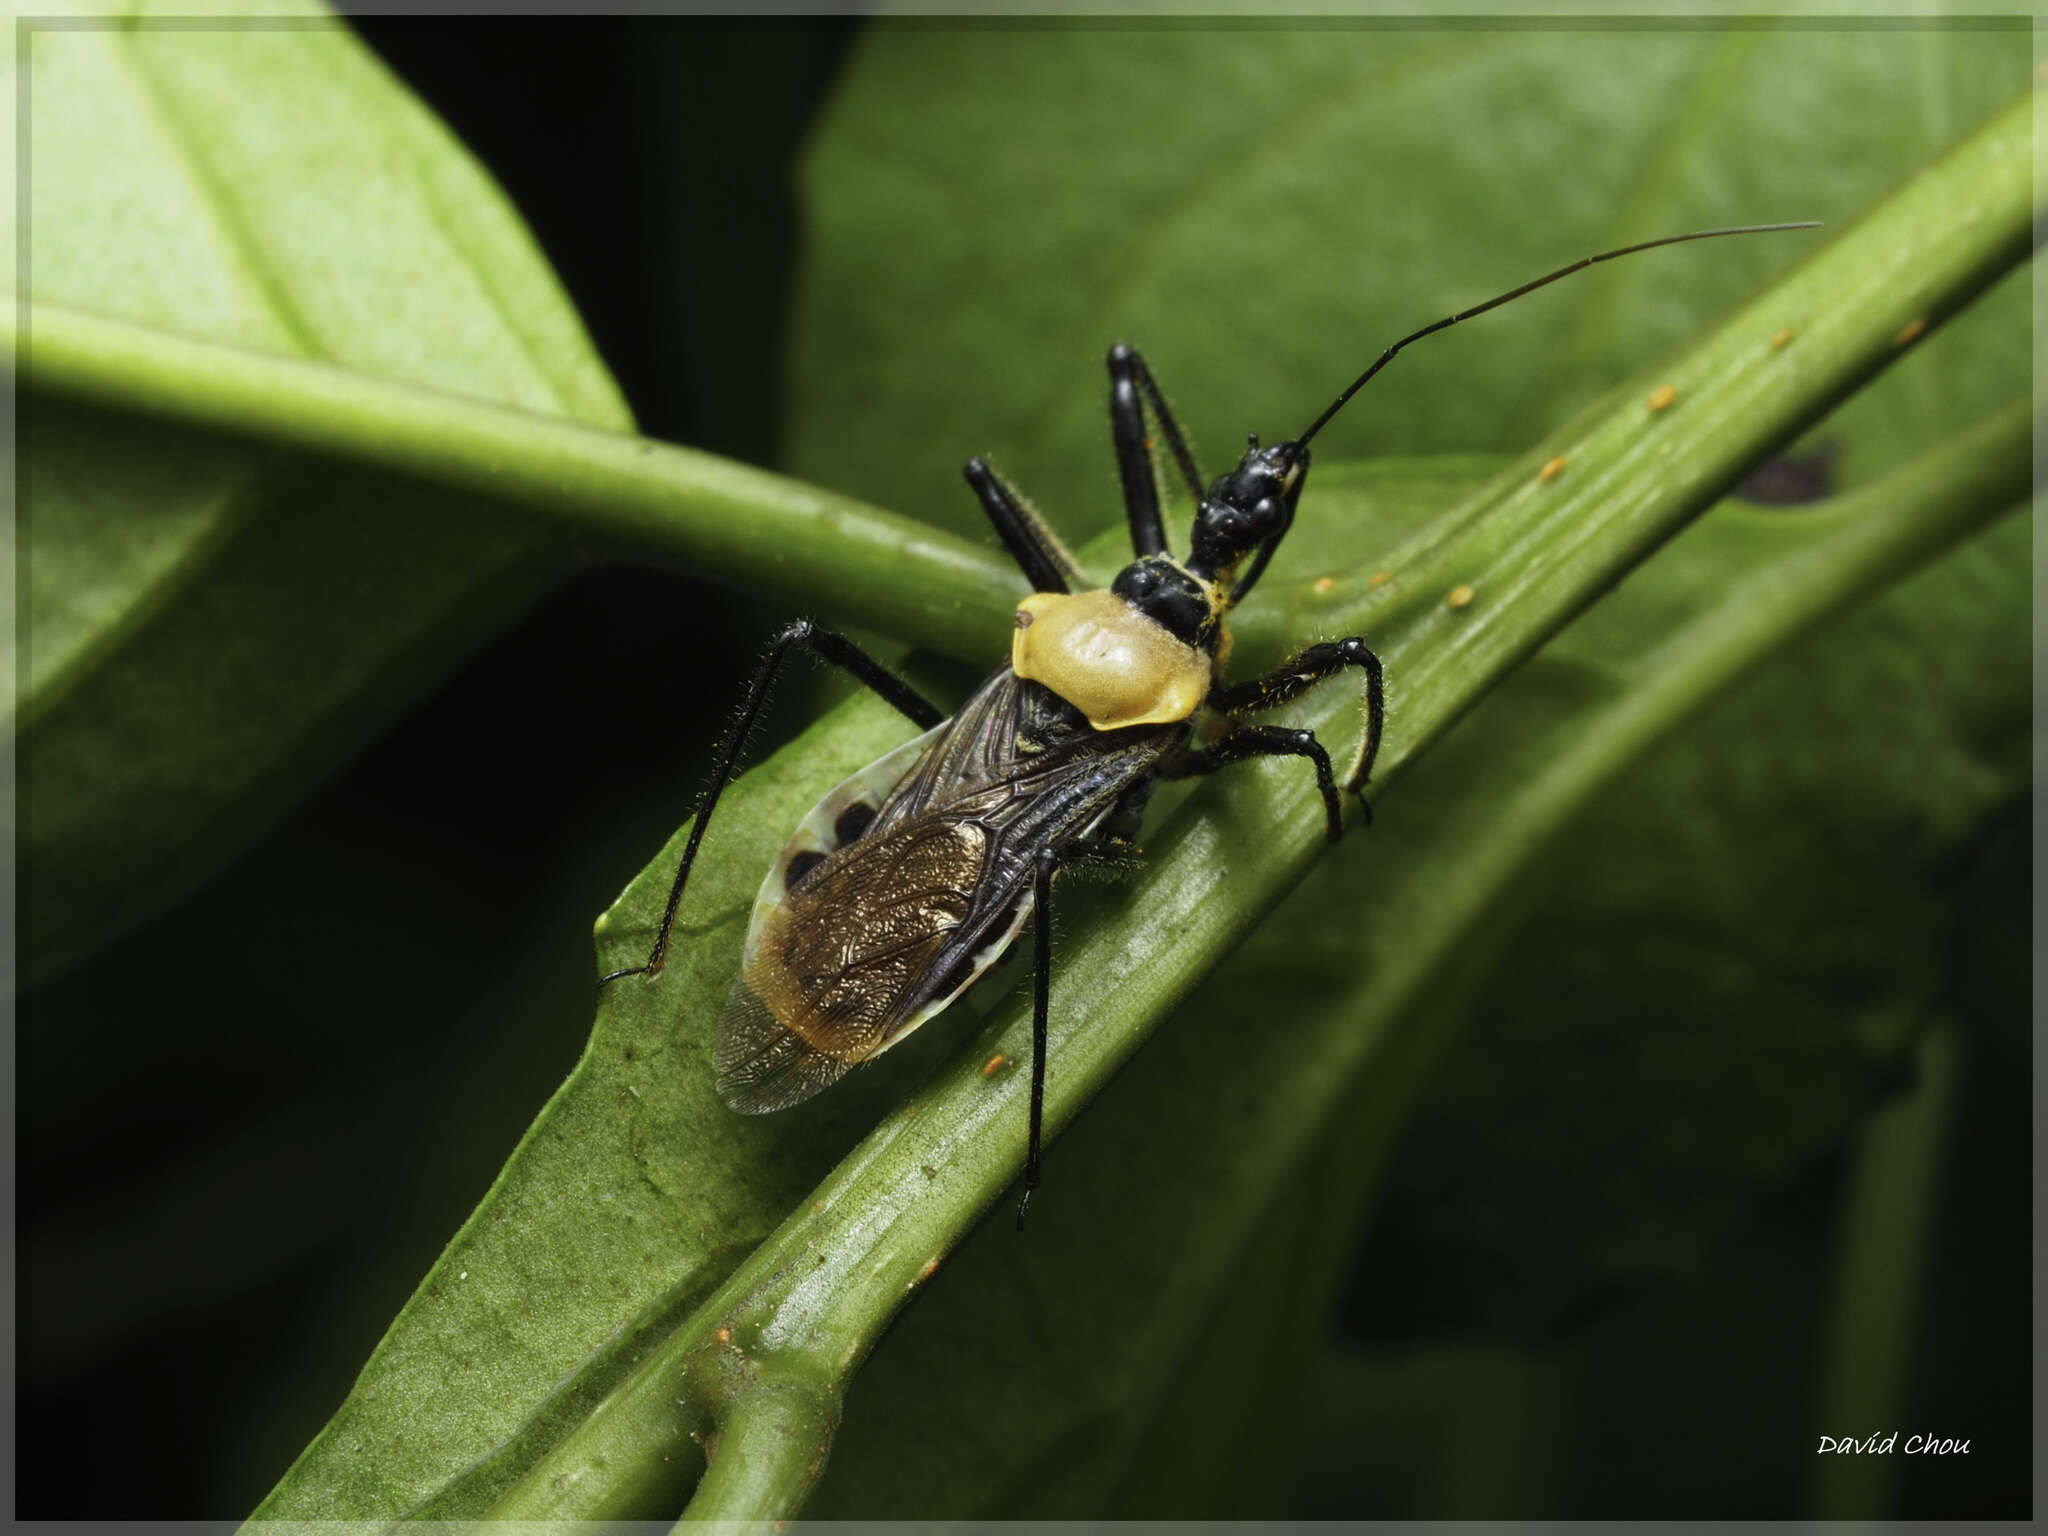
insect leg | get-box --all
[1017,845,1060,1231]
[962,458,1084,593]
[599,621,946,988]
[1209,638,1386,797]
[1108,343,1206,557]
[1168,723,1347,843]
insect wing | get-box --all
[716,670,1170,1115]
[716,724,949,1112]
[717,805,1028,1113]
[746,724,947,926]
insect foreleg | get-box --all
[1209,638,1385,796]
[1169,723,1347,842]
[962,458,1084,594]
[598,621,945,988]
[1108,343,1205,557]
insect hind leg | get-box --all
[598,621,946,988]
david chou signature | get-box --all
[1818,1433,1971,1455]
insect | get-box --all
[603,222,1816,1227]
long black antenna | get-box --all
[1293,222,1821,451]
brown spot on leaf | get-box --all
[1736,440,1841,507]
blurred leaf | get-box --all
[789,26,2025,540]
[1349,512,2029,1346]
[16,0,630,982]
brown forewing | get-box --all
[743,813,993,1064]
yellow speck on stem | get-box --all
[1368,571,1391,588]
[1447,584,1476,610]
[1895,317,1926,346]
[1770,326,1795,349]
[1647,384,1677,413]
[981,1052,1007,1077]
[1538,455,1567,482]
[1312,575,1336,594]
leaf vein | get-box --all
[109,28,327,359]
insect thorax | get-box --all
[1010,587,1217,730]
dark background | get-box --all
[16,19,2029,1520]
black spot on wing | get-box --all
[786,850,827,893]
[834,801,877,846]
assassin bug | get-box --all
[603,221,1816,1228]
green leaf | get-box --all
[16,1,630,982]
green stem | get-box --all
[482,83,2034,1525]
[678,1369,840,1523]
[12,301,1026,661]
